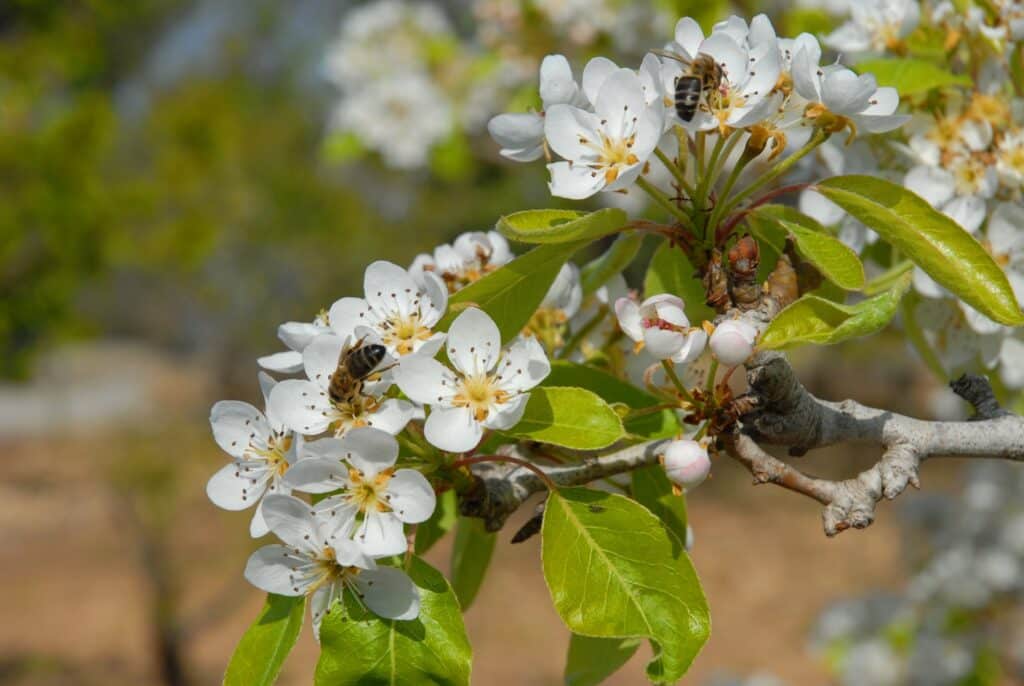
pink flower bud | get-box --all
[709,319,757,366]
[661,439,711,490]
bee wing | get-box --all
[648,48,692,68]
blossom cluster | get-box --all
[489,14,906,201]
[795,0,1024,387]
[205,229,584,636]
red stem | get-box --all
[716,183,811,243]
[451,455,558,491]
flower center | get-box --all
[330,395,381,436]
[598,132,640,183]
[381,313,433,355]
[952,157,987,195]
[250,433,293,478]
[347,467,395,513]
[453,373,509,421]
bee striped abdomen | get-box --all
[675,75,702,122]
[328,341,387,405]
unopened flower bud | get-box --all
[661,439,711,490]
[709,319,758,366]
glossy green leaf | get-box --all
[644,240,715,324]
[224,594,305,686]
[542,488,710,683]
[543,361,680,439]
[314,558,471,686]
[497,208,628,244]
[856,57,972,96]
[631,466,688,551]
[450,516,496,610]
[758,276,910,349]
[441,241,584,342]
[580,232,644,296]
[817,175,1024,326]
[506,386,625,449]
[415,489,457,556]
[750,205,865,290]
[565,634,642,686]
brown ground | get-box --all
[0,341,969,685]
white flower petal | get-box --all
[386,469,436,524]
[539,54,578,108]
[258,351,305,374]
[495,335,550,393]
[367,399,415,435]
[354,511,407,556]
[303,334,346,386]
[424,406,481,453]
[582,56,619,106]
[395,355,457,405]
[269,379,332,435]
[547,160,606,199]
[285,457,346,494]
[364,261,419,318]
[446,307,501,375]
[211,401,268,458]
[328,297,372,340]
[488,112,545,162]
[262,494,323,552]
[355,566,420,621]
[340,427,399,476]
[700,34,746,87]
[207,462,265,510]
[250,499,271,538]
[279,321,325,352]
[614,297,644,342]
[674,17,705,57]
[544,105,602,161]
[244,544,307,596]
[482,392,530,431]
[904,166,955,208]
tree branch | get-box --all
[458,440,671,532]
[727,351,1024,535]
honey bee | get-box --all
[652,50,725,122]
[328,338,388,405]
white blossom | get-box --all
[661,17,782,133]
[285,428,435,557]
[395,308,550,452]
[329,261,448,360]
[409,231,512,294]
[544,67,664,199]
[825,0,921,56]
[244,494,419,639]
[614,294,707,363]
[710,319,758,366]
[792,48,909,136]
[661,439,712,490]
[330,72,452,170]
[207,373,300,537]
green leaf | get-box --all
[750,205,865,290]
[580,232,644,296]
[644,240,715,324]
[315,558,472,686]
[224,594,305,686]
[817,175,1024,326]
[543,361,680,439]
[565,634,642,686]
[504,386,625,449]
[497,208,628,244]
[542,488,710,683]
[441,241,583,342]
[856,57,972,96]
[631,466,688,551]
[415,489,457,555]
[758,276,910,350]
[450,516,496,610]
